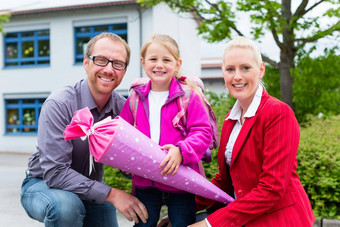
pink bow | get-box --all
[64,107,118,174]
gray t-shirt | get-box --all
[27,78,126,203]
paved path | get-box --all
[0,152,133,227]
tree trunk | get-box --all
[280,0,295,110]
[279,57,294,110]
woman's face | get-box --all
[222,47,265,109]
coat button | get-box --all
[237,189,244,196]
[234,175,239,181]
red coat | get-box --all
[196,90,315,227]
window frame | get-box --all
[5,98,45,135]
[4,29,50,68]
[74,23,127,64]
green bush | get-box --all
[292,49,340,122]
[297,115,340,219]
[256,49,340,123]
[104,166,132,193]
[202,91,234,180]
[205,90,235,133]
[262,64,280,100]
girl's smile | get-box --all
[141,42,181,91]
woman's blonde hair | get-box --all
[223,36,262,66]
[141,34,203,96]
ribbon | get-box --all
[64,107,118,175]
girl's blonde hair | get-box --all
[141,34,203,96]
[223,36,262,66]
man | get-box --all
[20,32,148,227]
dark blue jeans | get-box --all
[20,174,118,227]
[134,188,196,227]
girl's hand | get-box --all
[159,144,183,175]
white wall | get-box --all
[0,6,142,153]
[0,4,201,153]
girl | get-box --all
[120,34,212,227]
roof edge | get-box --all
[10,1,139,16]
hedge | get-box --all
[297,115,340,219]
[104,167,132,193]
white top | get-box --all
[148,90,169,144]
[225,85,263,167]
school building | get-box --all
[0,0,224,153]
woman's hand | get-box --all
[157,215,171,227]
[159,144,183,175]
[188,220,208,227]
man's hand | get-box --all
[105,188,148,223]
[159,144,183,175]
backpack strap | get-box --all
[172,85,190,136]
[201,94,219,150]
[128,78,150,128]
[129,90,139,128]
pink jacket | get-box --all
[120,77,212,192]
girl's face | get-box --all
[141,42,182,91]
[222,47,265,110]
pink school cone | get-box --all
[64,107,234,204]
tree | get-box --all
[0,12,10,34]
[138,0,340,109]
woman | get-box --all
[190,36,315,227]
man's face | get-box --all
[83,38,127,98]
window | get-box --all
[5,98,45,135]
[74,23,127,63]
[4,30,50,68]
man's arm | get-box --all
[37,99,111,203]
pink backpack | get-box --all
[128,76,219,164]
